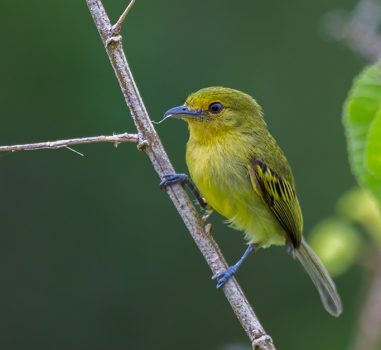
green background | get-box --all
[0,0,364,349]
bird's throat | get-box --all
[187,121,234,146]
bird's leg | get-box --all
[212,244,254,288]
[160,173,209,209]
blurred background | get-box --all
[0,0,373,349]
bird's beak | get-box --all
[161,105,203,122]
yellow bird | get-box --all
[161,87,342,317]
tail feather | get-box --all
[294,239,343,317]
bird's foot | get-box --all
[160,173,188,189]
[160,173,209,210]
[212,265,238,289]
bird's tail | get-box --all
[294,239,342,317]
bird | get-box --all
[160,87,342,317]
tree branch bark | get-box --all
[0,133,139,153]
[85,0,275,349]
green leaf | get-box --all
[343,63,381,203]
[366,110,381,180]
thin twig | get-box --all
[112,0,136,34]
[323,0,381,61]
[86,1,275,349]
[0,132,139,153]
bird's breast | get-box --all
[185,137,286,247]
[186,139,251,220]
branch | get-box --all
[0,132,139,153]
[85,1,275,349]
[323,0,381,61]
[352,248,381,350]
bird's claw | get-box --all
[212,265,238,289]
[159,173,188,189]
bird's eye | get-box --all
[208,102,224,114]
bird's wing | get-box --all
[248,157,303,248]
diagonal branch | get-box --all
[0,132,139,153]
[85,1,275,349]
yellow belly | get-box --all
[186,141,286,248]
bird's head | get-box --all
[162,87,265,141]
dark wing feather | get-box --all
[248,157,303,248]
